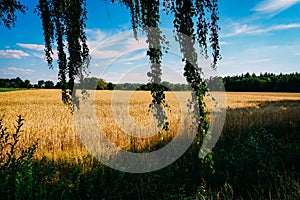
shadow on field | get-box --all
[212,100,300,199]
[222,99,300,141]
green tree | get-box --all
[0,0,27,28]
[15,77,23,88]
[23,79,32,88]
[106,82,115,90]
[44,80,54,89]
[37,80,45,88]
[97,79,107,90]
[81,77,98,89]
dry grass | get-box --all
[222,92,300,144]
[0,89,299,161]
[225,92,300,109]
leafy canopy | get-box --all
[0,0,27,29]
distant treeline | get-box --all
[68,72,300,92]
[0,77,57,89]
[78,77,189,91]
[1,72,300,92]
[222,72,300,92]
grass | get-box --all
[0,89,300,199]
[0,88,28,92]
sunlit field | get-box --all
[0,89,300,161]
[1,89,300,199]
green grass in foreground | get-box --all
[0,88,27,92]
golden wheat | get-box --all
[0,89,299,161]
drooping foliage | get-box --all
[119,0,168,129]
[117,0,220,66]
[0,0,27,29]
[114,0,220,141]
[35,0,90,106]
[171,0,220,143]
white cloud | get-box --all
[0,50,30,59]
[222,23,300,37]
[16,43,45,51]
[222,24,258,37]
[125,52,146,61]
[125,37,148,50]
[8,67,35,74]
[16,43,60,61]
[101,71,126,83]
[253,0,300,15]
[32,52,45,59]
[219,41,231,45]
[87,29,148,62]
[86,29,107,42]
[254,23,300,33]
[124,61,133,65]
[92,63,101,67]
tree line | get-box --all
[0,77,56,89]
[221,72,300,92]
[1,72,300,92]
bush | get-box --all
[0,115,38,199]
[214,127,300,199]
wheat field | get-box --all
[0,89,299,161]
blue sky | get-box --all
[0,0,300,84]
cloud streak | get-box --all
[8,67,35,74]
[219,41,231,46]
[87,29,148,61]
[222,23,300,37]
[16,43,45,51]
[0,50,30,59]
[253,0,300,15]
[222,24,258,37]
[254,23,300,33]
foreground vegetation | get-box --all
[0,90,300,199]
